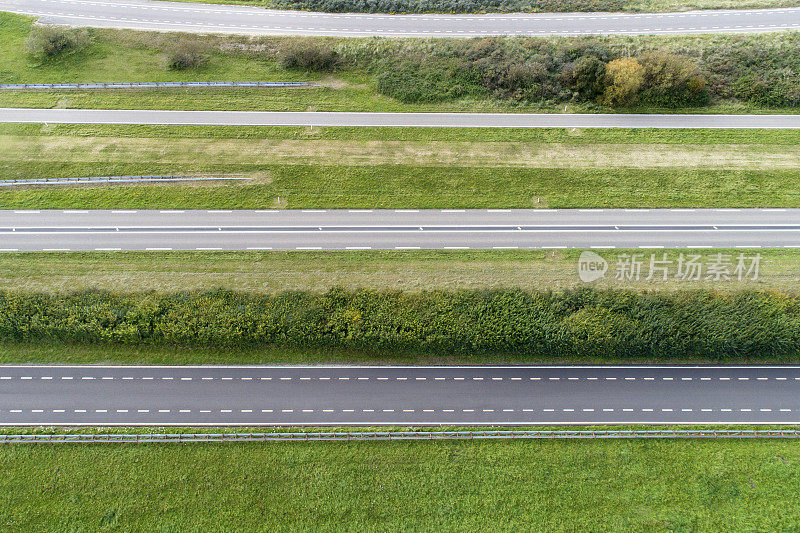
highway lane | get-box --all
[4,108,800,128]
[0,208,798,250]
[2,365,800,425]
[1,0,799,36]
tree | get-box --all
[601,57,644,107]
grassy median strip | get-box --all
[7,132,800,169]
[2,165,798,209]
[2,439,800,530]
[10,123,800,143]
[2,125,800,208]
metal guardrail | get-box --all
[2,430,800,443]
[0,81,315,90]
[0,175,251,186]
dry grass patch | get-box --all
[4,135,800,170]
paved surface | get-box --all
[2,365,800,425]
[1,0,799,36]
[4,108,800,128]
[0,208,798,250]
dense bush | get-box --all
[638,51,709,107]
[315,34,796,108]
[602,57,645,106]
[374,57,476,102]
[165,41,209,70]
[25,25,92,61]
[1,288,798,360]
[571,55,606,99]
[265,0,625,13]
[276,39,340,71]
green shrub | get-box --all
[732,73,795,107]
[571,55,606,99]
[0,288,797,360]
[374,58,475,102]
[638,51,709,107]
[276,40,340,71]
[165,41,208,70]
[25,25,92,61]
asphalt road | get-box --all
[0,208,798,250]
[4,108,800,128]
[1,365,799,425]
[2,0,799,36]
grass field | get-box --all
[2,439,800,530]
[3,124,800,208]
[0,249,795,294]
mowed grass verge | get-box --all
[5,165,799,209]
[2,439,800,531]
[0,249,796,293]
[3,125,800,208]
[3,336,799,365]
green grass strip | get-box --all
[0,165,798,209]
[2,439,800,530]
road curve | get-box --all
[4,108,800,128]
[1,0,799,36]
[0,209,798,250]
[1,365,800,426]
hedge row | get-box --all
[273,33,800,107]
[265,0,625,14]
[0,289,797,359]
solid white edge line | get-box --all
[3,364,800,369]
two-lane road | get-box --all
[0,208,798,250]
[4,108,800,129]
[1,0,799,36]
[2,365,799,425]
